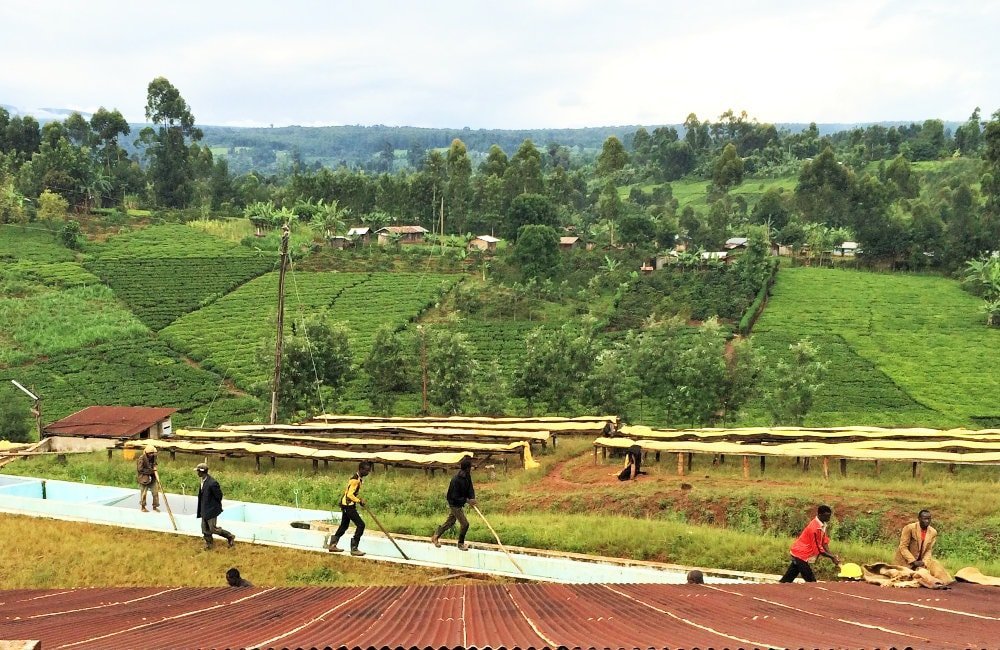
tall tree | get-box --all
[426,330,477,415]
[140,76,203,207]
[446,138,472,233]
[363,325,411,415]
[596,136,629,177]
[767,339,828,426]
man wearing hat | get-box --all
[195,463,235,550]
[136,445,159,512]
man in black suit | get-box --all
[195,462,235,550]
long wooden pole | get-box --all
[472,504,524,574]
[269,224,290,425]
[154,470,177,531]
[361,504,409,560]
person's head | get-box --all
[686,570,704,585]
[817,504,833,523]
[459,456,473,472]
[144,445,156,456]
[195,462,209,477]
[918,509,932,528]
[226,567,242,586]
[358,461,373,477]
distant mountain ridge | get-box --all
[2,102,963,174]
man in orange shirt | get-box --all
[779,504,841,583]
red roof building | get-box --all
[43,406,177,440]
[0,582,997,649]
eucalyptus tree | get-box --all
[446,138,472,233]
[139,76,203,207]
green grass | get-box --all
[160,271,459,391]
[0,284,149,367]
[0,223,77,263]
[89,223,263,259]
[86,256,276,330]
[748,268,1000,426]
[0,334,263,426]
[622,175,797,211]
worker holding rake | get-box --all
[328,461,372,556]
[136,445,159,512]
[432,456,476,551]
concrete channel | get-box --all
[0,474,772,584]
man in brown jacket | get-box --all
[894,509,952,584]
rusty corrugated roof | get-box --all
[43,406,177,439]
[1,582,997,649]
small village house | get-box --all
[559,236,580,250]
[346,226,372,244]
[377,225,429,245]
[468,235,499,252]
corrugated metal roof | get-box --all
[2,582,997,649]
[43,406,177,439]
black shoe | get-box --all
[227,536,236,548]
[203,543,214,551]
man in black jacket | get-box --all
[195,463,235,550]
[431,456,476,551]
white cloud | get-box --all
[2,0,998,128]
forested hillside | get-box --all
[1,78,999,441]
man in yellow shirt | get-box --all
[894,509,952,584]
[328,461,372,556]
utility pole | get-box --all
[269,224,290,425]
[418,326,429,415]
[10,380,42,439]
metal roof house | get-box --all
[376,225,429,245]
[43,406,177,451]
[468,235,500,252]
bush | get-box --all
[0,387,33,442]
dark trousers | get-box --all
[201,516,233,545]
[333,505,365,546]
[435,506,470,543]
[779,556,817,583]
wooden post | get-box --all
[255,455,261,473]
[742,455,750,479]
[874,460,880,475]
[822,457,829,480]
[324,459,329,469]
[677,452,685,476]
[169,450,176,461]
[593,446,598,464]
[655,451,661,462]
[269,224,290,425]
[107,448,113,461]
[270,456,276,468]
[912,462,921,479]
[687,453,693,472]
[839,458,847,477]
[312,459,319,473]
[948,463,955,474]
[759,456,766,473]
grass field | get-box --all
[0,513,474,589]
[748,268,1000,427]
[0,223,77,263]
[622,175,797,212]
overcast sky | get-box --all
[2,0,998,129]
